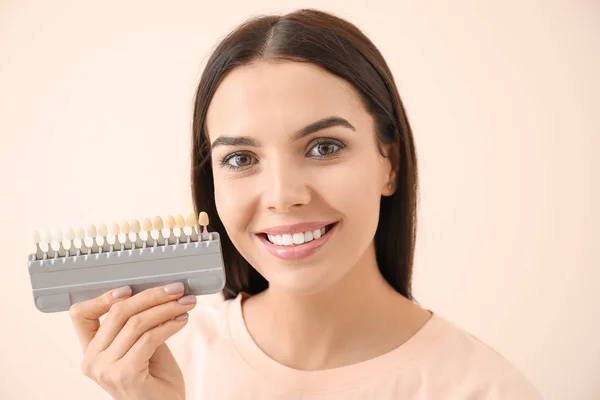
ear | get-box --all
[382,171,397,196]
[381,143,398,197]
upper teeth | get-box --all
[267,227,327,246]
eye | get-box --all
[220,152,256,170]
[307,139,345,159]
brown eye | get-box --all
[317,144,336,155]
[307,139,345,158]
[232,154,252,166]
[221,152,256,170]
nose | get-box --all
[260,156,311,212]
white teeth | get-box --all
[293,233,304,245]
[304,231,313,242]
[266,225,331,246]
[282,234,293,246]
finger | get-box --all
[69,286,133,352]
[86,282,187,356]
[104,295,197,360]
[121,312,190,366]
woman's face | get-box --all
[206,60,395,295]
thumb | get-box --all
[69,286,132,352]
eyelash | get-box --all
[219,138,347,171]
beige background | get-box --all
[1,0,599,399]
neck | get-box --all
[242,243,424,370]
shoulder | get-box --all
[421,314,543,399]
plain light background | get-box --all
[1,0,599,399]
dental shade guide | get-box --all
[27,212,224,313]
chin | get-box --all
[258,258,353,297]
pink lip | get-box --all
[256,222,337,261]
[257,221,337,235]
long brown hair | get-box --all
[191,9,419,302]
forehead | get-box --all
[205,60,365,140]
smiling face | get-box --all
[206,60,396,295]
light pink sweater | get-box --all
[167,294,542,399]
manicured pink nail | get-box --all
[177,295,196,305]
[111,286,132,299]
[163,282,184,295]
[175,313,189,321]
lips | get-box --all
[256,222,338,261]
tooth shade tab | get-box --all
[175,214,185,228]
[98,224,108,236]
[142,218,153,231]
[198,212,209,226]
[110,222,120,236]
[40,231,51,244]
[33,231,41,244]
[87,224,97,237]
[53,229,63,242]
[120,221,131,234]
[65,228,75,241]
[165,215,176,229]
[75,227,86,240]
[130,219,141,233]
[186,212,197,226]
[153,216,164,230]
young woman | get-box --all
[69,9,542,399]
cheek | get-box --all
[312,157,384,242]
[313,157,384,208]
[213,174,254,236]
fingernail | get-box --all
[163,282,185,295]
[177,295,197,305]
[175,313,189,321]
[111,286,132,299]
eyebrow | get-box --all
[210,116,356,151]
